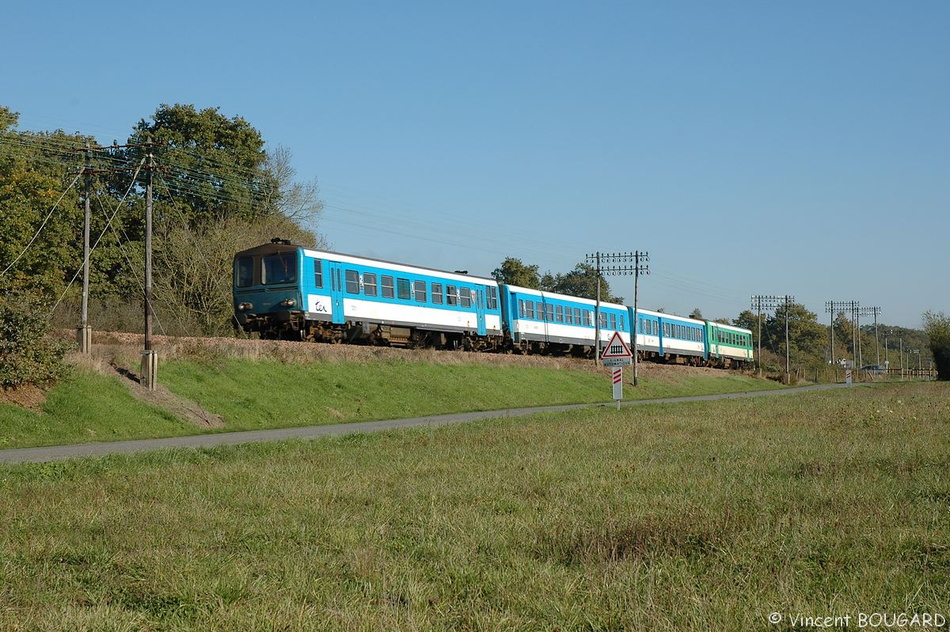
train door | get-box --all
[326,261,346,324]
[542,297,551,343]
[475,288,487,336]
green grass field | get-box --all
[1,380,947,630]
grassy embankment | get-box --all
[0,340,778,449]
[0,381,947,629]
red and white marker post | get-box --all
[601,331,633,409]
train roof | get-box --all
[709,321,753,334]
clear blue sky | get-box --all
[4,1,948,329]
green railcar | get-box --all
[705,321,754,368]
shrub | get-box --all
[922,311,950,381]
[0,291,71,389]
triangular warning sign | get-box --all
[601,330,632,359]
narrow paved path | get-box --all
[0,383,851,464]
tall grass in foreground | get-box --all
[0,382,948,630]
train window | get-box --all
[526,301,535,319]
[518,300,525,317]
[460,287,472,308]
[619,315,625,331]
[586,311,593,327]
[345,269,360,294]
[554,305,562,323]
[262,252,297,285]
[397,278,411,300]
[432,283,443,304]
[236,257,254,288]
[313,260,323,289]
[545,304,554,322]
[382,275,394,299]
[610,313,617,330]
[414,280,427,302]
[364,273,377,296]
[487,287,498,310]
[446,285,457,306]
[599,312,607,328]
[565,307,573,325]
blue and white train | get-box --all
[233,240,754,367]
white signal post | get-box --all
[601,331,633,408]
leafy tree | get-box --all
[762,302,827,368]
[492,257,541,288]
[113,104,276,225]
[733,309,758,332]
[922,311,950,380]
[0,110,88,298]
[689,307,704,320]
[0,106,17,131]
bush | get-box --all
[922,311,950,381]
[0,291,71,389]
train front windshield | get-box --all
[262,252,297,285]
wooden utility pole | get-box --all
[751,294,794,384]
[586,251,649,384]
[78,143,93,354]
[825,300,854,381]
[141,138,158,390]
[589,252,602,367]
[858,306,882,367]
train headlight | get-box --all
[237,302,254,311]
[280,298,296,307]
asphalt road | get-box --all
[0,383,850,464]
